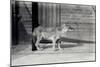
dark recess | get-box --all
[32,2,39,51]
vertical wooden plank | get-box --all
[59,4,61,26]
[38,3,60,27]
[49,3,52,27]
[56,4,60,27]
[53,4,56,27]
[45,3,48,27]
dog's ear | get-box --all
[65,24,70,27]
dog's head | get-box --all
[61,24,74,32]
[68,25,75,31]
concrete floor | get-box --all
[11,42,95,66]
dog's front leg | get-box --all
[57,39,63,50]
[52,38,56,50]
[58,41,63,50]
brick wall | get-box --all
[18,1,32,44]
[60,4,95,41]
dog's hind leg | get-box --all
[35,36,43,50]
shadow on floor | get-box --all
[60,37,95,43]
[40,37,95,43]
[39,37,95,49]
[40,37,95,44]
[41,43,83,49]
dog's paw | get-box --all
[52,48,58,51]
[37,48,43,51]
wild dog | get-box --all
[33,24,74,50]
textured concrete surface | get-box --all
[11,42,95,66]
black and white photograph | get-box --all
[11,0,96,66]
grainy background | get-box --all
[11,1,95,66]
